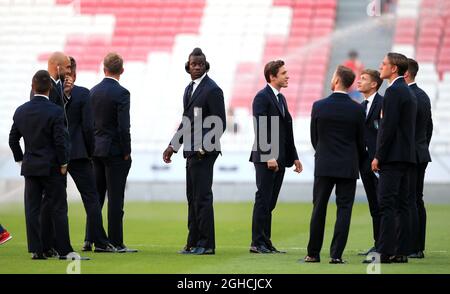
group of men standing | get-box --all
[9,52,136,259]
[163,49,432,264]
[162,49,433,264]
[8,48,432,265]
[249,52,432,264]
[356,53,432,264]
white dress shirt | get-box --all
[105,76,120,83]
[267,83,281,102]
[191,72,207,96]
[364,92,376,117]
[51,76,60,85]
[34,94,49,100]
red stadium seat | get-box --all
[52,0,206,70]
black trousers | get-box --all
[67,159,109,246]
[41,159,110,249]
[360,156,381,247]
[91,156,131,247]
[415,162,428,252]
[307,176,356,259]
[377,163,411,256]
[408,164,419,254]
[251,163,285,248]
[26,174,73,255]
[185,153,218,249]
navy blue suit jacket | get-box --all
[376,77,417,164]
[362,93,383,160]
[310,92,365,179]
[90,78,131,157]
[66,85,95,160]
[249,85,299,167]
[170,74,226,158]
[9,96,69,176]
[409,83,433,163]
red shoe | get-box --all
[0,230,12,245]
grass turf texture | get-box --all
[0,202,449,274]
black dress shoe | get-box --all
[408,251,424,259]
[116,244,138,253]
[330,258,347,264]
[268,245,286,254]
[249,245,272,254]
[178,246,193,254]
[94,243,117,253]
[358,246,376,256]
[302,256,320,263]
[82,241,93,252]
[191,247,215,255]
[390,255,408,263]
[43,248,59,258]
[31,253,47,260]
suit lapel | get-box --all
[185,75,208,110]
[66,86,79,108]
[51,80,63,100]
[266,86,285,119]
[183,85,190,109]
[366,94,379,122]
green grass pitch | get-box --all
[0,201,449,274]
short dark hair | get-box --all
[32,70,52,94]
[189,47,206,61]
[387,52,408,76]
[69,56,77,73]
[104,52,123,75]
[361,69,383,90]
[336,65,356,89]
[264,60,285,83]
[407,58,419,79]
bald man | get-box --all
[30,52,71,105]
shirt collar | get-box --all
[267,83,280,97]
[192,72,207,85]
[51,76,60,84]
[365,92,376,103]
[408,82,416,86]
[105,76,120,83]
[34,94,49,100]
[333,90,348,95]
[388,76,404,87]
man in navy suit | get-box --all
[31,52,72,257]
[249,60,303,254]
[356,69,383,256]
[90,53,136,253]
[304,65,365,264]
[163,48,226,255]
[61,57,115,253]
[371,53,417,263]
[9,70,81,260]
[404,58,433,259]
